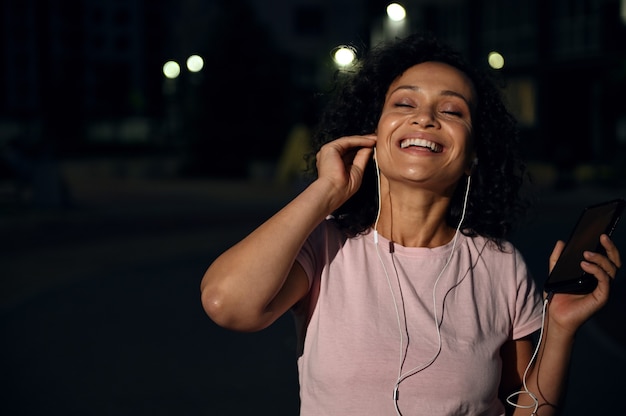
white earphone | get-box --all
[372,146,472,415]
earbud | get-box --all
[373,147,380,170]
[373,145,382,244]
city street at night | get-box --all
[1,175,625,415]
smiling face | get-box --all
[375,61,476,193]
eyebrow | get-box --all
[390,85,473,107]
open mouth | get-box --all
[400,138,443,153]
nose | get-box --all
[412,108,439,128]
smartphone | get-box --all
[544,198,625,294]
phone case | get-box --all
[543,198,625,294]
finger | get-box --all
[332,135,377,153]
[548,240,566,274]
[317,137,374,167]
[600,233,622,269]
[352,146,375,170]
[583,250,619,280]
[582,234,622,280]
[580,259,613,290]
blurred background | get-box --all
[1,0,626,415]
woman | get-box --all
[200,33,621,415]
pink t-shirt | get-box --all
[294,219,543,415]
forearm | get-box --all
[513,315,576,415]
[200,179,341,330]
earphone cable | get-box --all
[372,153,473,415]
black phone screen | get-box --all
[544,198,625,294]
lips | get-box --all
[399,137,443,153]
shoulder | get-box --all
[307,217,356,245]
[460,234,530,274]
[298,218,352,266]
[462,234,518,255]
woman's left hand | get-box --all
[546,234,621,335]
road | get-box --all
[1,177,625,415]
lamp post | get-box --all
[161,54,204,147]
[331,45,357,70]
[371,3,408,46]
[384,3,407,39]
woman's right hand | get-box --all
[201,135,376,332]
[315,135,377,206]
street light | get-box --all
[488,51,505,70]
[332,45,357,69]
[384,3,408,41]
[163,60,181,79]
[186,55,204,73]
[387,3,406,21]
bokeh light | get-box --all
[186,55,204,72]
[386,3,406,21]
[163,60,181,79]
[332,45,357,67]
[488,51,505,69]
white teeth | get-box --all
[400,138,442,153]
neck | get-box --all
[375,218,456,248]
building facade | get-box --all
[1,0,624,183]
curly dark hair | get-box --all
[306,32,531,247]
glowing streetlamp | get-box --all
[386,3,406,21]
[384,3,408,41]
[163,60,181,79]
[488,51,505,70]
[186,55,204,73]
[332,45,357,69]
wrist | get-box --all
[308,178,350,213]
[544,314,578,345]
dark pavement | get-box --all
[1,175,625,415]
